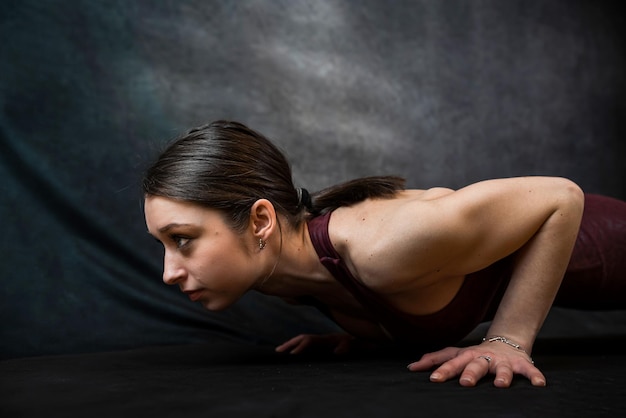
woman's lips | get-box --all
[184,290,203,302]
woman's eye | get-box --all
[172,235,191,249]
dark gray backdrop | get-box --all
[1,0,624,359]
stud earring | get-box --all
[259,239,266,250]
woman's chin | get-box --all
[200,299,232,312]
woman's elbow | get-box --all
[555,177,585,221]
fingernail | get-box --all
[430,373,441,381]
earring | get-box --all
[259,238,266,250]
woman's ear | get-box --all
[249,199,277,239]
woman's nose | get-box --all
[162,254,186,285]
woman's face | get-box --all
[144,196,260,311]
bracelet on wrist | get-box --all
[483,336,534,363]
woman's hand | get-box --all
[275,333,355,355]
[407,342,546,388]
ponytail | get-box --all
[304,176,406,216]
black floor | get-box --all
[2,337,626,417]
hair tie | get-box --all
[297,188,313,210]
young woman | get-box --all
[143,120,626,388]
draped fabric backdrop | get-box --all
[1,0,624,359]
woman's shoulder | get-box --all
[410,187,456,200]
[329,186,454,232]
[330,187,455,230]
[334,187,454,210]
[327,188,456,287]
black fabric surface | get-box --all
[2,337,626,417]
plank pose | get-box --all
[144,120,626,387]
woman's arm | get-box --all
[396,176,584,387]
[374,177,583,281]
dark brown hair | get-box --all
[143,120,405,231]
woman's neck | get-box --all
[255,222,334,298]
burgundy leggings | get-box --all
[555,194,626,310]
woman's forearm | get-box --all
[486,186,584,353]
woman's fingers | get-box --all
[426,349,479,383]
[333,336,352,354]
[490,358,545,387]
[408,345,548,387]
[406,347,461,371]
[491,362,514,388]
[274,335,299,352]
[514,360,547,387]
[280,340,547,387]
[275,334,310,354]
[458,356,493,387]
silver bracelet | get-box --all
[482,336,528,354]
[482,336,534,364]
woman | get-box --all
[143,120,626,388]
